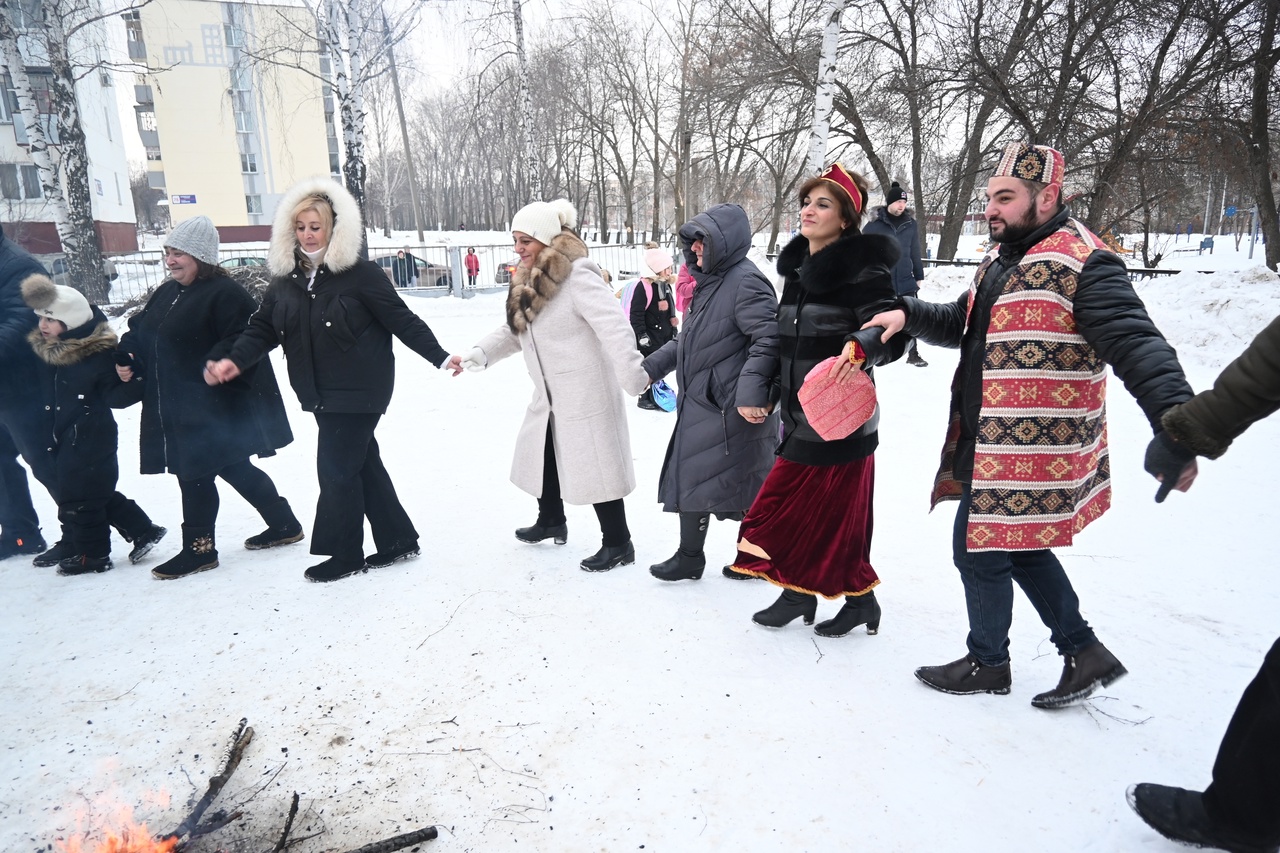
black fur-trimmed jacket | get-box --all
[28,308,136,500]
[775,230,906,466]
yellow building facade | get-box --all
[127,0,337,240]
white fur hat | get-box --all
[511,198,578,245]
[22,273,93,330]
[164,215,220,265]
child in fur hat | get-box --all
[22,274,149,575]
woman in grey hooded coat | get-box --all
[643,204,780,581]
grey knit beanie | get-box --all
[164,216,220,265]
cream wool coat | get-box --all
[477,231,650,505]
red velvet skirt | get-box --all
[732,455,879,599]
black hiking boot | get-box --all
[580,541,635,572]
[1030,642,1128,709]
[33,540,75,568]
[1127,784,1279,853]
[244,498,305,550]
[752,590,818,628]
[915,654,1012,695]
[128,525,167,564]
[304,556,368,583]
[515,522,567,545]
[152,526,218,580]
[814,591,882,637]
[0,533,46,561]
[57,554,113,576]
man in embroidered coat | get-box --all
[865,142,1194,708]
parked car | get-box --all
[495,258,519,284]
[372,253,452,289]
[38,253,119,289]
[222,256,267,269]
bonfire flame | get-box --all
[56,804,178,853]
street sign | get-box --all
[171,194,197,204]
[1225,205,1237,217]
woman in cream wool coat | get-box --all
[451,199,651,572]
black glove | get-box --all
[1143,431,1196,503]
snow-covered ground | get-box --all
[2,245,1279,852]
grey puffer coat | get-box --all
[643,204,780,514]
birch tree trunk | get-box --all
[513,0,541,202]
[804,0,845,175]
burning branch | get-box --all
[161,717,255,844]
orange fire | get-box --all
[55,803,178,853]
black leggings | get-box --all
[537,426,629,546]
[179,458,282,529]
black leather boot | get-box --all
[650,513,708,581]
[580,541,635,572]
[515,521,568,544]
[245,498,305,550]
[1127,784,1279,853]
[152,525,218,580]
[752,589,818,628]
[814,591,882,637]
[915,654,1012,695]
[1030,642,1127,709]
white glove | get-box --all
[461,346,487,372]
[639,335,651,349]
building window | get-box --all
[145,146,162,161]
[104,105,112,141]
[224,24,242,47]
[0,73,13,123]
[234,110,253,133]
[241,151,257,173]
[0,164,43,200]
[245,194,262,214]
[23,165,42,198]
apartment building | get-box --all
[127,0,337,241]
[0,3,137,252]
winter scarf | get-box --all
[506,229,589,333]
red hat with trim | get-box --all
[817,163,863,215]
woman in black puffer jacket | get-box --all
[731,164,906,636]
[207,178,459,583]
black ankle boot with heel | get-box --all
[752,589,818,627]
[650,513,708,581]
[814,590,881,637]
[515,521,568,545]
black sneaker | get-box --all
[906,352,928,367]
[304,557,368,582]
[636,395,660,410]
[33,540,75,568]
[57,555,113,576]
[0,533,46,561]
[915,654,1012,695]
[128,525,168,564]
[365,541,419,569]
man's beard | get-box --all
[988,209,1040,244]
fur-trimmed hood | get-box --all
[268,177,365,276]
[506,229,589,333]
[27,315,117,366]
[776,230,900,295]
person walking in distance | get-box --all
[863,181,927,366]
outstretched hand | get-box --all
[861,309,906,343]
[204,358,241,386]
[446,354,464,377]
[1143,431,1199,502]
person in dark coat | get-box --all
[643,204,780,581]
[118,216,299,580]
[1129,314,1280,853]
[730,165,906,636]
[864,142,1194,707]
[631,245,678,410]
[206,178,461,583]
[0,224,161,566]
[22,275,152,575]
[863,182,928,366]
[391,249,416,288]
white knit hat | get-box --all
[164,215,220,265]
[642,247,673,277]
[510,199,578,245]
[22,273,93,330]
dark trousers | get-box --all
[952,484,1097,666]
[0,422,39,540]
[179,458,283,530]
[1203,637,1280,845]
[1,400,153,544]
[537,426,629,546]
[313,412,417,561]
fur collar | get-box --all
[268,177,365,276]
[506,230,589,333]
[776,230,900,295]
[27,321,117,366]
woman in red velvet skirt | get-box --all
[732,163,906,636]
